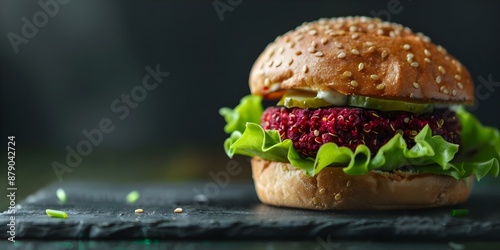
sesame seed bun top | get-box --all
[249,16,474,104]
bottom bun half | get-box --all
[251,157,473,210]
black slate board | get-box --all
[2,181,500,241]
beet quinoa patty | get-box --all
[262,106,460,157]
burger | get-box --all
[220,16,500,210]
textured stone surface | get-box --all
[1,181,499,240]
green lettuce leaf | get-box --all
[221,95,500,180]
[219,95,262,134]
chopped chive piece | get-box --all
[451,209,469,217]
[46,209,68,219]
[448,241,465,250]
[56,188,67,203]
[126,190,140,204]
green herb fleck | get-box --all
[126,190,140,204]
[448,241,465,250]
[56,188,67,203]
[46,209,68,219]
[451,209,469,217]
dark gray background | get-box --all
[1,0,500,205]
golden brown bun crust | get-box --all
[252,157,473,210]
[250,16,474,104]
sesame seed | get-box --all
[404,117,410,123]
[278,47,284,54]
[413,82,420,88]
[307,47,316,53]
[358,63,364,71]
[174,208,183,213]
[350,80,358,87]
[436,76,442,84]
[264,78,270,86]
[284,36,290,43]
[135,209,144,213]
[335,193,342,201]
[342,71,352,77]
[411,62,419,67]
[377,29,384,35]
[302,65,309,73]
[410,92,414,98]
[443,89,449,94]
[349,25,357,32]
[351,49,360,55]
[346,180,352,187]
[314,130,320,136]
[312,197,320,206]
[275,60,282,67]
[365,41,374,46]
[338,52,346,58]
[407,53,414,59]
[370,74,380,80]
[318,188,326,194]
[267,60,274,67]
[308,29,317,35]
[311,41,317,48]
[407,57,413,64]
[267,50,274,59]
[314,52,324,57]
[334,42,343,48]
[389,31,396,37]
[381,50,388,59]
[457,82,463,89]
[438,66,446,74]
[321,37,328,45]
[440,85,446,92]
[367,24,375,30]
[437,45,447,53]
[295,50,302,55]
[296,35,304,41]
[351,33,359,39]
[452,89,457,96]
[424,49,431,56]
[403,44,411,50]
[455,74,462,80]
[424,58,431,63]
[288,58,294,65]
[376,83,386,90]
